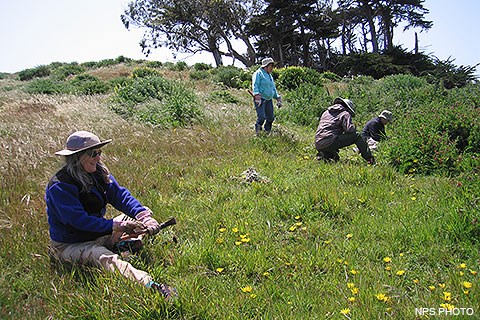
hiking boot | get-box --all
[148,281,178,300]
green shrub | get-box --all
[23,79,69,94]
[131,67,161,78]
[145,61,163,68]
[278,83,330,128]
[18,65,50,81]
[212,66,250,89]
[110,75,202,127]
[189,69,210,80]
[51,63,85,81]
[208,90,240,104]
[276,66,324,90]
[193,63,212,71]
[69,74,109,95]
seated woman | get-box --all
[46,130,177,299]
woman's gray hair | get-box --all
[65,151,111,193]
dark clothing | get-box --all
[45,166,145,243]
[315,104,373,161]
[362,117,386,142]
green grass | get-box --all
[0,64,479,319]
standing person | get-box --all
[362,110,393,151]
[251,57,282,135]
[46,130,177,299]
[315,97,375,164]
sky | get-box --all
[0,0,478,75]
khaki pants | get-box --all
[49,214,152,286]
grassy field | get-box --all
[0,64,479,319]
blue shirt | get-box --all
[45,168,146,243]
[252,67,279,100]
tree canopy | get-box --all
[119,0,479,85]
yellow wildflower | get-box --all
[294,215,301,220]
[216,238,224,244]
[346,233,353,239]
[462,281,472,289]
[348,297,356,303]
[440,303,455,311]
[350,269,358,275]
[241,286,253,293]
[351,287,359,295]
[383,257,392,263]
[413,279,419,284]
[458,263,467,269]
[469,269,478,275]
[216,268,224,273]
[219,227,226,232]
[340,308,350,315]
[396,270,406,276]
[443,291,452,302]
[438,283,446,289]
[375,293,390,302]
[428,285,436,291]
[232,227,239,233]
[347,283,355,289]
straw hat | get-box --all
[55,131,111,156]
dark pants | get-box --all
[318,132,373,161]
[255,99,274,133]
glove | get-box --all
[254,94,262,106]
[136,209,161,235]
[113,220,146,235]
[277,96,283,108]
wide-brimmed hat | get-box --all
[378,110,393,122]
[333,97,356,117]
[261,57,275,68]
[55,131,112,156]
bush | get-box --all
[189,70,210,80]
[211,66,251,89]
[193,63,212,71]
[23,79,69,94]
[278,83,331,128]
[276,66,324,90]
[131,67,161,78]
[18,65,50,81]
[145,61,163,68]
[51,63,85,81]
[208,90,240,104]
[69,74,109,95]
[110,75,202,127]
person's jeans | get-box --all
[255,99,274,133]
[320,132,373,161]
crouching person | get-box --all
[315,97,375,164]
[46,130,177,299]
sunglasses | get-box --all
[86,149,102,158]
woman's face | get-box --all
[80,149,102,173]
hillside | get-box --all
[0,61,479,319]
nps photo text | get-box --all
[415,307,475,316]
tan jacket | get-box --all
[315,104,356,150]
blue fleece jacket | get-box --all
[45,168,146,243]
[252,67,279,100]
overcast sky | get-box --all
[0,0,478,75]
